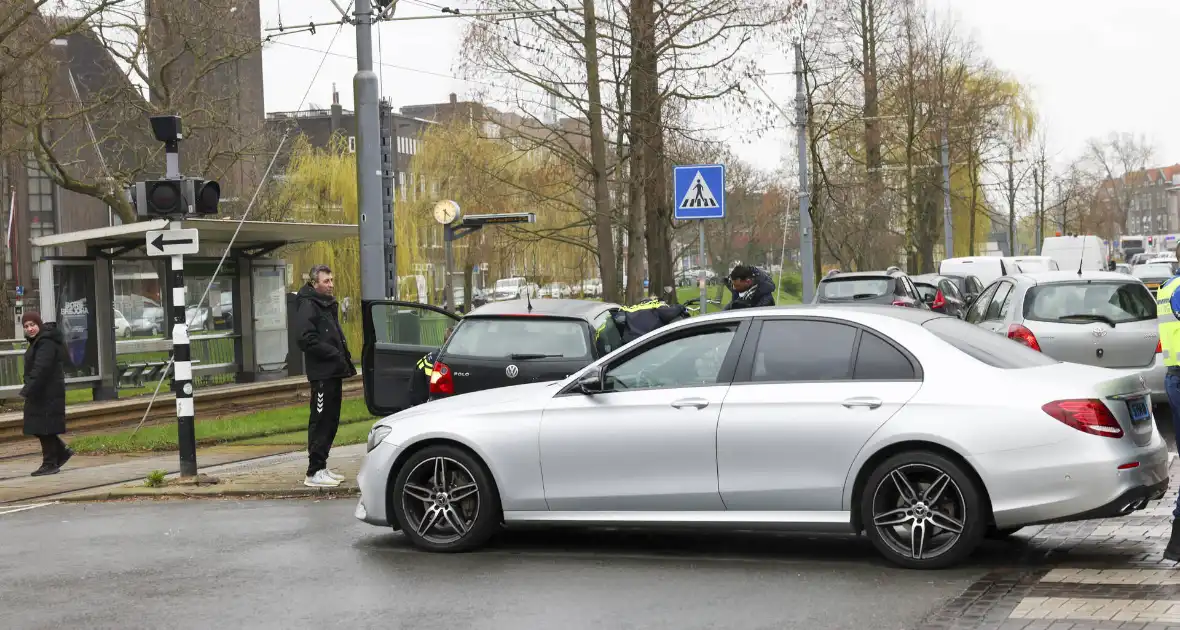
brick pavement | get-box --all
[918,459,1180,630]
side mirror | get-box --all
[577,368,605,394]
[922,293,935,304]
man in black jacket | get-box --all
[723,265,776,310]
[296,264,356,488]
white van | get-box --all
[1004,255,1061,274]
[938,256,1018,285]
[1040,235,1106,272]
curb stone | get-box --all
[56,485,360,502]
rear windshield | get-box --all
[1133,264,1175,280]
[923,317,1059,369]
[444,318,590,359]
[913,283,938,300]
[1023,281,1155,324]
[1015,259,1058,273]
[818,278,893,300]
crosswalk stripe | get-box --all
[0,501,57,516]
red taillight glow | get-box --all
[1118,462,1140,470]
[1007,323,1041,351]
[429,361,454,395]
[1157,340,1162,354]
[891,300,908,307]
[932,290,946,310]
[1042,399,1124,439]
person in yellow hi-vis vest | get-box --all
[1157,273,1180,561]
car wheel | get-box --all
[860,451,986,569]
[391,445,500,552]
[986,526,1023,540]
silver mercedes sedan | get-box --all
[356,306,1169,569]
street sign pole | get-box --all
[698,220,706,314]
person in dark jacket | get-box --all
[295,265,357,488]
[407,326,455,408]
[20,311,72,476]
[611,297,690,344]
[723,265,776,310]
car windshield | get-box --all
[444,317,590,359]
[818,278,892,300]
[1133,264,1175,279]
[1024,281,1156,324]
[923,317,1059,368]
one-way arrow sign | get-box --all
[145,229,200,256]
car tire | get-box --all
[860,450,986,569]
[391,444,500,553]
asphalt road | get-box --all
[0,499,988,630]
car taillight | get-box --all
[429,361,454,395]
[1007,323,1041,351]
[932,290,946,310]
[891,300,908,307]
[1042,399,1124,439]
[1157,340,1162,354]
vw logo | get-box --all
[1092,328,1108,337]
[505,364,519,379]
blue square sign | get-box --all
[673,164,725,220]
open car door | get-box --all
[362,300,461,416]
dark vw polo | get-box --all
[361,299,622,414]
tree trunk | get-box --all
[968,150,978,256]
[581,0,618,303]
[860,0,886,269]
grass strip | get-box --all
[69,398,374,454]
[236,418,375,447]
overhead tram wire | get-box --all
[131,10,354,434]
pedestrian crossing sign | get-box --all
[674,164,725,220]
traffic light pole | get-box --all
[163,139,197,478]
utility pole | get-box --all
[379,98,397,299]
[795,41,815,303]
[355,0,385,302]
[940,121,953,259]
[1033,166,1041,252]
[1007,145,1016,256]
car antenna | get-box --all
[1077,235,1086,277]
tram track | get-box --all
[0,377,364,461]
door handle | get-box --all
[842,397,883,410]
[671,398,709,409]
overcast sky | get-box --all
[260,0,1180,175]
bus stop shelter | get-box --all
[1,218,357,401]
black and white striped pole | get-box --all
[135,115,210,479]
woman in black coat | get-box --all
[20,311,73,476]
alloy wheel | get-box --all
[870,462,967,561]
[401,456,481,545]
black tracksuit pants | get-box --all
[307,379,343,476]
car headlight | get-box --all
[367,424,392,452]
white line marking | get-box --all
[0,501,58,516]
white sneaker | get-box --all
[325,469,345,482]
[304,470,341,488]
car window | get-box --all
[969,277,984,295]
[984,283,1012,321]
[924,317,1059,368]
[965,283,998,323]
[997,284,1017,319]
[940,280,961,300]
[854,332,916,380]
[750,320,857,382]
[604,325,737,390]
[1024,281,1156,324]
[445,318,591,359]
[818,278,891,300]
[592,311,624,356]
[914,282,938,301]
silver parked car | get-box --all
[356,305,1168,569]
[964,271,1166,404]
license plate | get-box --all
[1128,398,1151,424]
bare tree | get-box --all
[1083,131,1156,235]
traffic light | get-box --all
[133,177,220,218]
[186,178,220,215]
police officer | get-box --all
[407,350,438,408]
[612,297,690,344]
[1157,272,1180,561]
